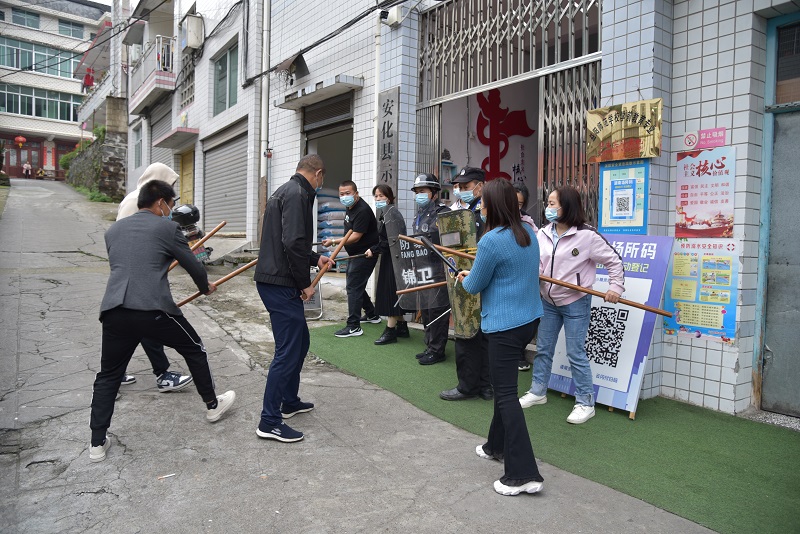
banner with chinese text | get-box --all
[675,146,735,238]
[663,239,739,345]
[377,87,400,194]
[547,235,673,415]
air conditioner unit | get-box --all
[180,14,203,51]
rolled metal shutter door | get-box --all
[203,134,247,233]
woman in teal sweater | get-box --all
[458,178,545,496]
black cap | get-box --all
[452,166,485,184]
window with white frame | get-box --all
[133,125,142,168]
[58,20,84,38]
[213,44,237,116]
[12,8,39,29]
[0,37,82,78]
[0,84,82,121]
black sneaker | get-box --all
[334,326,363,338]
[121,375,136,385]
[256,422,304,442]
[415,350,429,360]
[281,401,314,419]
[419,352,445,365]
[518,361,531,372]
[156,371,193,392]
[396,322,410,338]
[359,314,382,324]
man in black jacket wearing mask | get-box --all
[253,154,335,443]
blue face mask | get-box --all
[545,206,560,222]
[340,195,355,207]
[375,200,387,210]
[459,189,475,204]
[452,187,461,199]
[160,202,173,220]
[480,213,486,223]
[415,193,431,207]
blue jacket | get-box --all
[461,226,543,333]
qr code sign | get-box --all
[615,195,631,214]
[585,306,629,368]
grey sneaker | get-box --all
[121,375,136,385]
[156,371,193,392]
[89,437,111,463]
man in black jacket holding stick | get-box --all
[253,154,335,443]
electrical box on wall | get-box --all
[180,14,203,51]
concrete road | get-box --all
[0,179,713,533]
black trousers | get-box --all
[140,337,170,376]
[485,321,544,486]
[345,256,378,327]
[90,308,217,445]
[421,305,449,355]
[455,328,491,395]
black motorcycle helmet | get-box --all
[171,204,200,225]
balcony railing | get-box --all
[130,35,176,95]
[76,71,112,123]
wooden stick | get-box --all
[398,235,672,318]
[396,280,448,295]
[309,230,353,288]
[177,259,257,307]
[169,220,227,272]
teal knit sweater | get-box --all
[461,226,543,333]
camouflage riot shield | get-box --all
[385,208,450,312]
[437,210,481,339]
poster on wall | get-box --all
[597,159,649,234]
[675,146,735,238]
[547,235,673,416]
[663,239,739,345]
[586,98,663,162]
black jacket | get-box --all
[254,174,321,289]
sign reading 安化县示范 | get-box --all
[586,98,663,163]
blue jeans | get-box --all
[257,283,309,427]
[530,294,595,406]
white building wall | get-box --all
[268,1,378,199]
[603,0,800,414]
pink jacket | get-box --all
[538,222,625,306]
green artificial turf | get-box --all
[310,322,800,534]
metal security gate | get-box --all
[537,61,601,226]
[150,107,172,167]
[419,0,601,103]
[762,110,800,417]
[203,134,248,233]
[415,105,441,177]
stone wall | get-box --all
[66,131,127,201]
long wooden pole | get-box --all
[398,235,672,318]
[169,220,227,272]
[396,280,448,295]
[177,259,257,308]
[309,230,353,288]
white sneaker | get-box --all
[567,404,595,424]
[475,444,493,460]
[493,479,543,496]
[206,391,236,422]
[89,436,111,462]
[519,392,547,408]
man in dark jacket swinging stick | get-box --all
[253,154,335,443]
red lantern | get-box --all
[15,136,26,148]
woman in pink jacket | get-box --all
[519,186,624,424]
